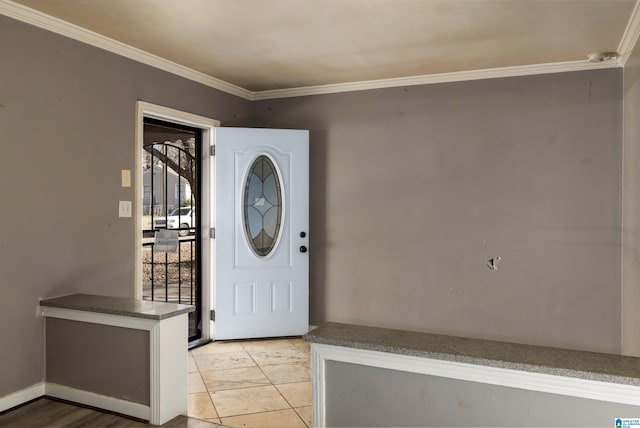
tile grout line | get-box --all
[283,338,311,428]
[210,342,288,423]
[273,383,309,428]
[191,338,311,426]
[293,406,311,428]
[242,339,309,427]
[265,338,310,427]
[242,341,282,394]
[218,406,297,420]
[205,376,221,423]
[285,338,312,427]
[190,350,222,423]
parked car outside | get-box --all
[153,207,195,236]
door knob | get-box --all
[300,231,307,238]
[299,246,308,253]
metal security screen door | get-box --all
[214,128,309,340]
[142,118,203,342]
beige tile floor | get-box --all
[188,337,312,428]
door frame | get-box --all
[134,101,219,341]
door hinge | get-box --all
[210,227,216,239]
[210,144,216,156]
[210,309,215,321]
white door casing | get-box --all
[135,101,218,343]
[214,127,309,340]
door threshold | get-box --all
[188,337,212,350]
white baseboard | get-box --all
[1,383,151,422]
[0,382,45,413]
[45,383,150,421]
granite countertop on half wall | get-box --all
[304,322,640,386]
[40,293,194,320]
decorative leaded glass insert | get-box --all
[243,155,283,257]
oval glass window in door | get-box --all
[243,155,283,257]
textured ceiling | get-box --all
[11,0,638,91]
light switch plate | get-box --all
[121,169,131,187]
[119,200,132,217]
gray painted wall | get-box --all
[326,361,639,427]
[253,69,623,353]
[0,15,251,396]
[623,37,640,357]
[46,318,150,404]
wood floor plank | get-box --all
[0,398,71,427]
[0,398,224,427]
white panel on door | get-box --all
[234,283,256,316]
[271,282,294,313]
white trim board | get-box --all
[136,102,221,129]
[40,306,157,331]
[45,383,150,421]
[148,315,188,425]
[252,59,620,100]
[619,0,640,66]
[0,382,45,413]
[0,0,630,101]
[312,343,640,428]
[0,383,149,420]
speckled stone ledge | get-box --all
[304,322,640,386]
[40,293,194,320]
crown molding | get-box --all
[618,0,640,65]
[252,59,621,100]
[0,0,626,102]
[0,0,254,100]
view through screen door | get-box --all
[141,117,203,342]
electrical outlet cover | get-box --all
[119,200,132,217]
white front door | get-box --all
[214,128,309,340]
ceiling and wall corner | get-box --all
[1,0,640,100]
[618,0,640,66]
[0,0,253,99]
